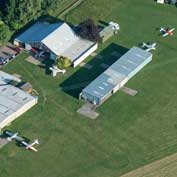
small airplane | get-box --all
[141,42,157,52]
[20,139,39,152]
[160,27,175,37]
[109,21,120,30]
[49,65,66,77]
[4,130,39,152]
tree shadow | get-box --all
[38,55,54,75]
[98,20,109,26]
[59,43,128,99]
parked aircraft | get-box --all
[20,139,39,152]
[4,130,39,152]
[49,65,66,77]
[141,42,157,52]
[160,27,175,37]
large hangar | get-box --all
[14,22,98,68]
[0,71,38,130]
[80,47,152,105]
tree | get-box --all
[4,0,43,30]
[76,19,100,42]
[0,21,11,46]
[55,56,71,69]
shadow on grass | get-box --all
[38,56,55,75]
[60,43,128,99]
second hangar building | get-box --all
[80,47,152,105]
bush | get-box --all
[76,18,100,42]
[0,21,11,46]
[55,56,71,69]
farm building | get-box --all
[0,71,38,130]
[80,47,152,105]
[14,22,98,67]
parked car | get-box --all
[0,58,6,65]
[0,57,9,65]
[4,53,16,60]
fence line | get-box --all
[57,0,85,18]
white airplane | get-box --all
[4,130,39,152]
[49,65,66,77]
[21,139,39,152]
[160,27,175,37]
[141,42,157,52]
[109,21,120,30]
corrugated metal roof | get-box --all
[0,71,37,126]
[15,22,62,43]
[15,22,95,60]
[0,71,21,85]
[81,47,152,100]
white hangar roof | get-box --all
[15,22,95,62]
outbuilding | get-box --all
[0,71,38,130]
[80,47,152,105]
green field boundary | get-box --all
[57,0,85,18]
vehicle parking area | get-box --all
[0,44,17,58]
[0,44,19,67]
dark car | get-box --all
[4,53,16,60]
[0,57,9,65]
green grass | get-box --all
[47,0,82,18]
[1,1,177,177]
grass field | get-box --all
[1,0,177,177]
[121,152,177,177]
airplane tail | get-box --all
[142,42,146,47]
[29,139,39,146]
[26,139,39,152]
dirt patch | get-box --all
[0,44,17,58]
[25,56,41,65]
[77,103,99,119]
[121,153,177,177]
[0,138,8,149]
[120,86,138,96]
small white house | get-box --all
[14,22,98,67]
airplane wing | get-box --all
[145,48,151,52]
[162,32,168,37]
[28,146,38,152]
[169,28,175,32]
[7,133,18,141]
